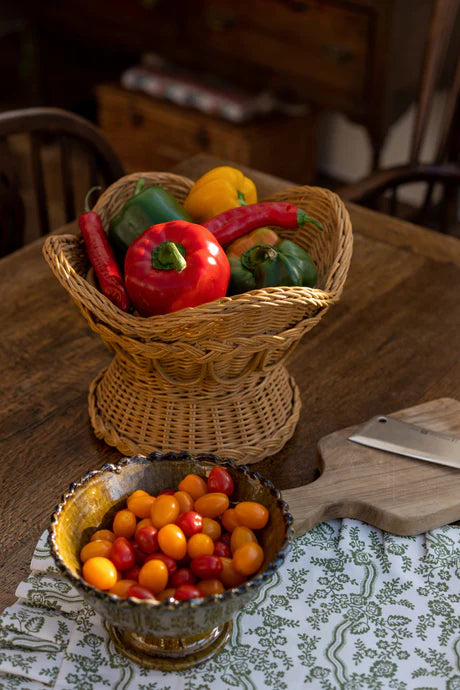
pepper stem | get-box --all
[151,241,187,272]
[84,186,102,212]
[241,244,278,270]
[237,190,247,206]
[134,177,145,196]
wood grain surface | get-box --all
[284,397,460,538]
[1,153,460,612]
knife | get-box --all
[348,415,460,470]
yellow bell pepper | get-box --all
[183,166,257,223]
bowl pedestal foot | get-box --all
[107,620,233,669]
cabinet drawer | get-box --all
[185,0,371,104]
[96,84,317,182]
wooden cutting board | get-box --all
[282,398,460,537]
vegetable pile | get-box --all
[80,466,270,601]
[79,166,323,316]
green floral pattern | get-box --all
[1,522,459,689]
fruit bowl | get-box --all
[49,452,293,669]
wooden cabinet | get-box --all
[26,0,440,168]
[96,84,318,181]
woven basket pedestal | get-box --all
[43,172,353,464]
[89,359,301,463]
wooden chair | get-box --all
[338,0,460,234]
[0,107,125,256]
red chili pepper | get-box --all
[124,220,230,316]
[203,201,323,247]
[78,187,131,312]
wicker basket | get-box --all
[43,172,353,464]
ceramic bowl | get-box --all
[49,452,293,669]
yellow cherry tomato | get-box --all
[178,473,208,501]
[150,495,180,529]
[138,559,169,594]
[112,509,137,538]
[82,557,118,590]
[80,539,113,563]
[194,492,229,518]
[234,501,269,530]
[230,526,258,555]
[233,542,264,576]
[158,523,187,561]
[187,533,214,559]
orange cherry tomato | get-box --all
[230,526,258,554]
[138,559,169,594]
[201,517,222,541]
[80,539,113,563]
[197,578,225,596]
[158,523,187,561]
[82,557,118,590]
[233,542,264,576]
[156,587,177,602]
[135,517,153,536]
[187,533,214,559]
[218,557,246,589]
[150,495,180,529]
[127,492,156,519]
[194,492,229,519]
[90,529,116,543]
[174,490,195,514]
[108,579,137,598]
[234,501,269,530]
[178,473,208,500]
[112,509,137,538]
[221,508,241,532]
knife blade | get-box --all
[348,415,460,469]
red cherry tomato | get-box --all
[207,466,234,496]
[190,554,223,579]
[135,525,159,554]
[126,584,157,600]
[175,511,203,538]
[145,552,178,576]
[123,564,141,581]
[109,536,135,571]
[158,488,175,496]
[131,542,149,566]
[213,540,231,558]
[171,567,196,588]
[174,584,203,601]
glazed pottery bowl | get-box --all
[49,452,293,669]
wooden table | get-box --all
[1,153,460,613]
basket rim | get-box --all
[42,173,353,337]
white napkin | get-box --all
[1,521,459,689]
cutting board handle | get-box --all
[282,474,355,537]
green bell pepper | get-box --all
[108,178,193,265]
[228,239,318,295]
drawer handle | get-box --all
[287,1,309,11]
[138,0,159,8]
[204,8,236,32]
[130,112,145,128]
[323,43,354,64]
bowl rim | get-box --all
[49,451,294,613]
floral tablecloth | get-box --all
[1,520,460,689]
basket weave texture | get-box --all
[43,172,353,463]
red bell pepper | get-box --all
[124,220,230,316]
